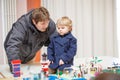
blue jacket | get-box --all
[47,32,77,70]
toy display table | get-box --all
[1,56,120,80]
[0,63,88,80]
[0,63,41,80]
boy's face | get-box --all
[33,19,50,32]
[57,25,70,36]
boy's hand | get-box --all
[48,60,53,66]
[59,59,64,65]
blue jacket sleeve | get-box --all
[47,39,55,61]
[60,38,77,63]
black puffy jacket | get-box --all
[4,9,56,69]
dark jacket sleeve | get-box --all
[4,22,26,71]
[48,19,57,39]
[44,19,57,46]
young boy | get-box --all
[47,16,77,74]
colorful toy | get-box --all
[11,60,21,77]
[41,52,49,77]
[42,52,47,61]
[41,62,48,72]
[41,52,48,71]
[90,56,102,64]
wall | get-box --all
[27,0,41,11]
[0,0,27,64]
[0,0,5,64]
[16,0,27,18]
[42,0,118,58]
[116,0,120,57]
[0,0,41,64]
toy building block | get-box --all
[11,60,21,77]
[42,53,47,61]
[41,62,48,72]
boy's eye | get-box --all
[57,26,65,29]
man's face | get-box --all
[33,20,50,32]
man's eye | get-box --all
[42,23,45,25]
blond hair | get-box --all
[56,16,72,31]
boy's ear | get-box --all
[32,19,36,25]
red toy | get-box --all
[11,60,21,77]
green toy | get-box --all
[91,56,102,64]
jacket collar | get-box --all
[54,32,73,46]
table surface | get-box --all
[0,63,41,80]
[0,63,90,80]
[1,56,119,80]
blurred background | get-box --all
[0,0,120,64]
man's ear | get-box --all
[32,19,36,25]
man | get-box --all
[4,7,56,72]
